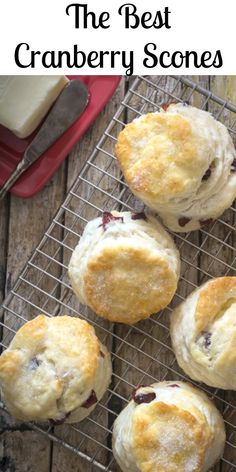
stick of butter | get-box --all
[0,75,69,138]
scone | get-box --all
[68,211,180,324]
[170,276,236,389]
[115,103,236,232]
[112,381,225,472]
[0,315,112,423]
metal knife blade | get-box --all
[0,79,89,199]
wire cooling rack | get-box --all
[0,76,236,471]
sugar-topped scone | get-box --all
[113,381,225,472]
[115,103,236,232]
[170,277,236,389]
[68,211,180,324]
[0,315,112,423]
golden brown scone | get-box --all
[0,315,112,423]
[115,103,236,232]
[112,381,225,472]
[68,211,180,324]
[170,277,236,389]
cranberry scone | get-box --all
[170,277,236,389]
[115,103,236,232]
[0,315,112,423]
[68,211,180,324]
[112,382,225,472]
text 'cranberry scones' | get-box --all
[115,103,236,232]
[68,211,180,324]
[112,382,225,472]
[0,315,112,423]
[170,277,236,389]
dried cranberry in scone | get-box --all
[161,101,177,111]
[133,391,156,405]
[131,212,147,221]
[200,331,212,349]
[202,168,212,181]
[82,390,98,409]
[178,217,191,227]
[99,212,124,230]
[231,159,236,171]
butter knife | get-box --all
[0,79,89,199]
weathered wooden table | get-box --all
[0,76,236,472]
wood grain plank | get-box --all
[1,166,67,471]
[1,429,50,472]
[2,164,67,339]
[0,197,10,314]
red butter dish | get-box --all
[0,75,121,198]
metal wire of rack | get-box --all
[0,75,236,471]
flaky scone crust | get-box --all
[170,277,236,389]
[68,211,180,324]
[115,104,236,232]
[0,315,112,422]
[84,244,177,324]
[132,401,211,472]
[112,381,225,472]
[116,112,199,201]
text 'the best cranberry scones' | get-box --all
[112,381,225,472]
[115,103,236,232]
[68,211,180,324]
[0,315,112,423]
[170,277,236,389]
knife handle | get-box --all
[0,159,28,199]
